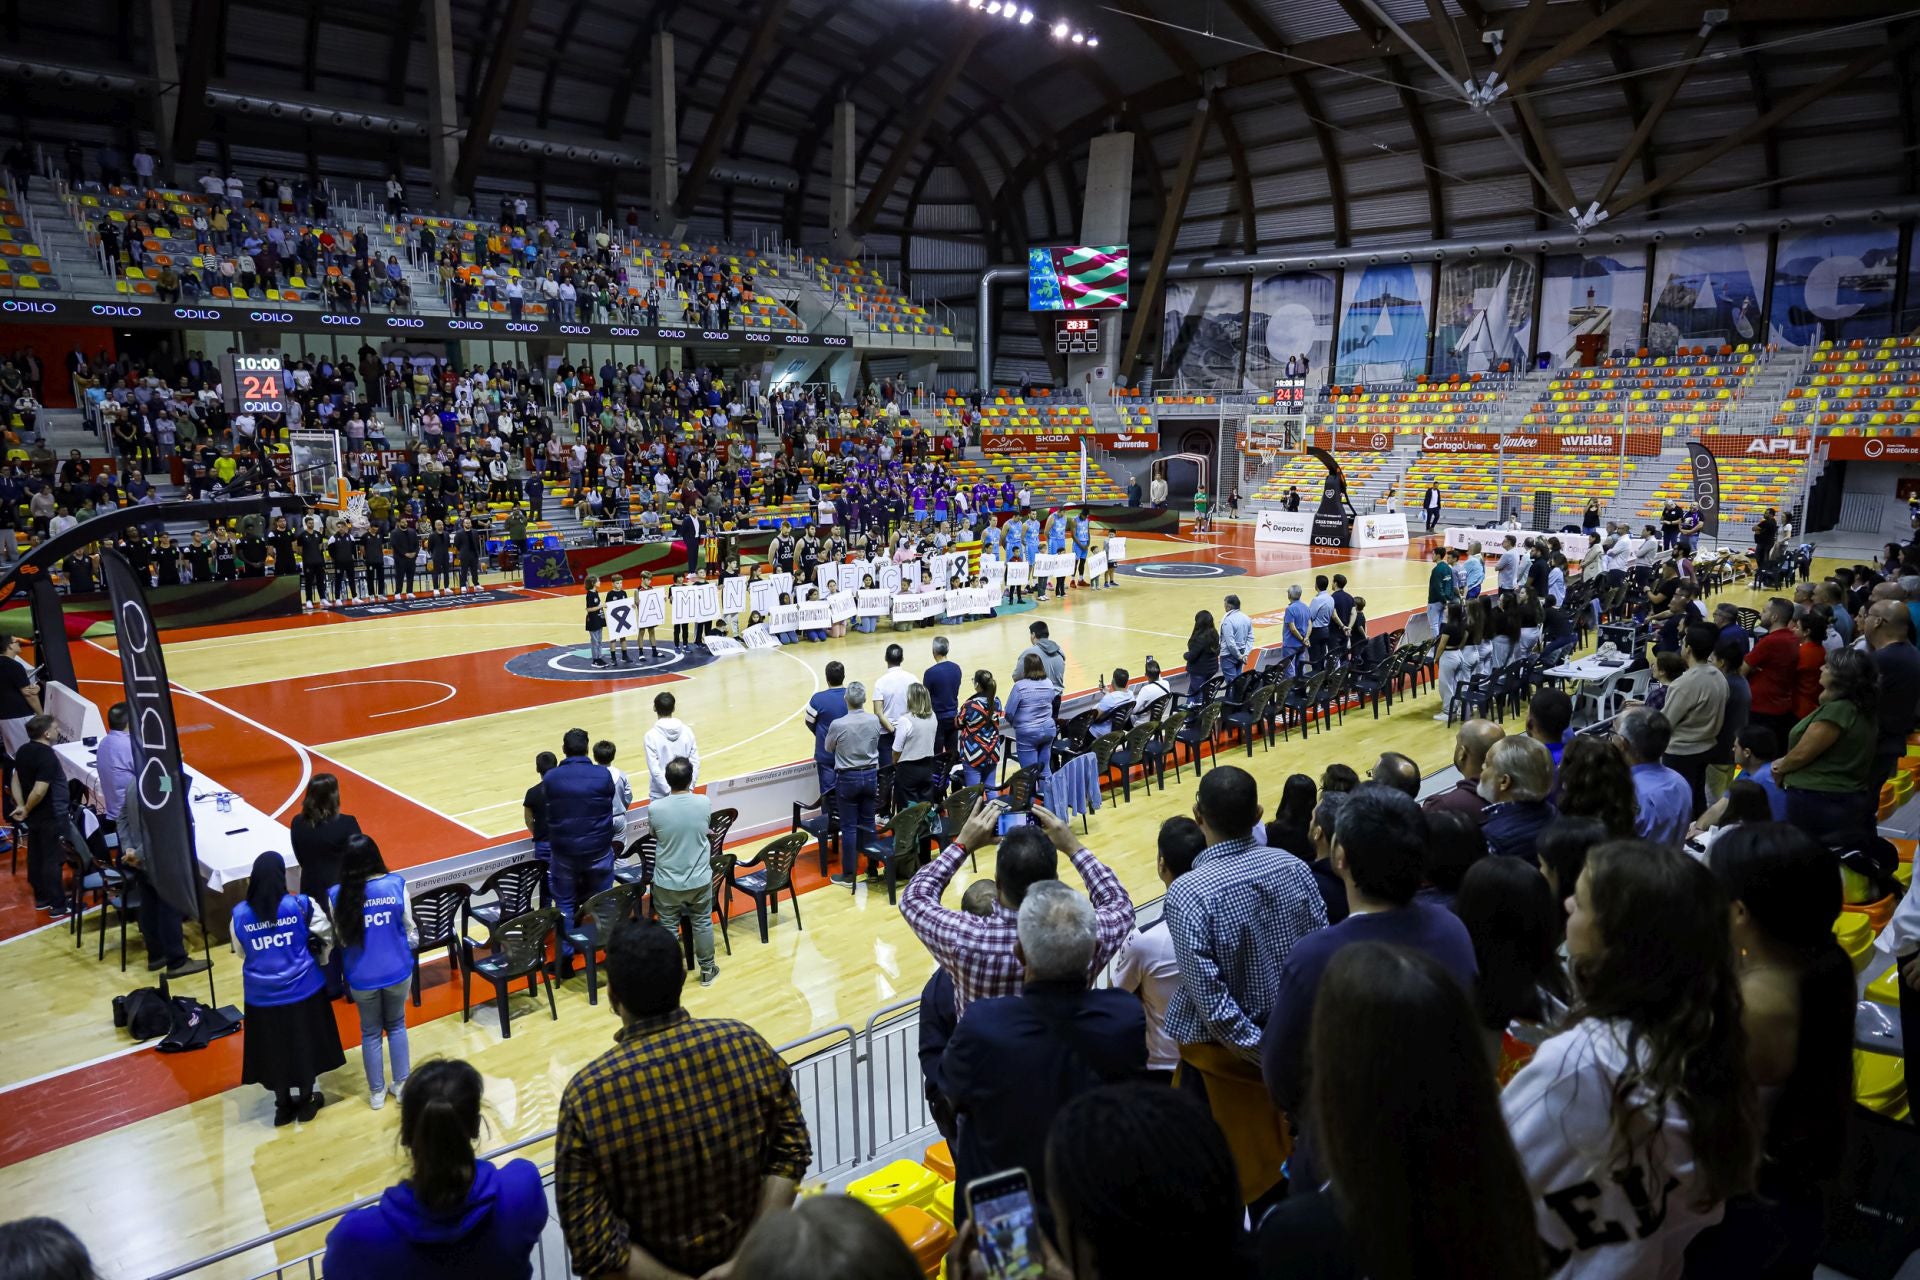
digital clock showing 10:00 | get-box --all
[222,352,287,415]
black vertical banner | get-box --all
[26,573,75,691]
[1306,446,1352,548]
[100,550,199,921]
[1686,441,1721,539]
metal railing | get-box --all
[151,1011,927,1280]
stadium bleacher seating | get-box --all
[805,256,951,339]
[1636,456,1802,528]
[1521,346,1765,439]
[1252,452,1398,504]
[0,194,58,292]
[1399,452,1641,522]
[1773,335,1920,433]
[1315,372,1515,429]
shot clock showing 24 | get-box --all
[220,352,289,416]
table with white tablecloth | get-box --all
[54,742,295,892]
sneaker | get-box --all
[165,957,212,979]
[592,659,607,668]
[147,955,170,972]
[388,1076,407,1098]
[1433,713,1449,722]
[828,874,857,887]
[369,1089,386,1112]
[699,968,719,987]
[45,904,70,921]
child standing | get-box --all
[584,575,607,668]
[604,574,632,666]
[636,569,661,659]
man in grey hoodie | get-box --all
[1013,620,1067,694]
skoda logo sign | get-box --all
[506,321,538,332]
[91,304,144,317]
[385,316,424,328]
[321,314,362,325]
[248,311,294,324]
[448,319,483,330]
[3,300,56,313]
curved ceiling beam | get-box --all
[602,1,680,140]
[1380,54,1437,240]
[674,0,790,220]
[534,0,592,128]
[1735,24,1781,212]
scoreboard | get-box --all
[1270,377,1307,410]
[221,352,288,416]
[1053,316,1100,355]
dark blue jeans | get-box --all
[836,768,878,877]
[548,854,613,955]
[815,758,836,798]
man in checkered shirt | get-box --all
[1163,765,1328,1059]
[901,798,1134,1016]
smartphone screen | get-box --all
[995,811,1030,838]
[966,1169,1045,1280]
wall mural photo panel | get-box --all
[1538,250,1646,365]
[1335,262,1434,382]
[1244,270,1337,386]
[1649,240,1768,349]
[1434,258,1535,377]
[1161,279,1249,388]
[1769,225,1899,348]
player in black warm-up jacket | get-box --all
[390,520,419,597]
[427,519,452,594]
[298,518,327,606]
[326,524,358,603]
[455,518,485,592]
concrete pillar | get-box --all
[423,0,462,213]
[649,32,685,240]
[148,0,183,184]
[827,99,858,252]
[1069,131,1134,399]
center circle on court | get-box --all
[1113,561,1246,579]
[505,643,721,681]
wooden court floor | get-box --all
[0,525,1801,1278]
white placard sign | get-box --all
[606,596,641,640]
[721,575,747,615]
[815,564,840,594]
[878,564,903,595]
[1036,552,1074,578]
[1352,512,1410,548]
[892,593,941,622]
[979,557,1005,587]
[947,588,991,617]
[1086,551,1108,580]
[934,553,967,588]
[671,581,720,624]
[795,582,821,603]
[706,636,747,656]
[741,624,781,649]
[798,601,832,630]
[1109,537,1128,562]
[769,604,800,633]
[827,590,856,623]
[632,587,667,628]
[749,579,784,613]
[1006,560,1031,587]
[1255,511,1314,545]
[855,589,890,618]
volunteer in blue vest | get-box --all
[232,849,346,1126]
[329,835,419,1111]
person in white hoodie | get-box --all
[1501,839,1757,1279]
[643,689,699,800]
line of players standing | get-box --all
[297,515,490,609]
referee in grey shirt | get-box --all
[825,682,884,886]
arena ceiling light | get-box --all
[949,0,1093,45]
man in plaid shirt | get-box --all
[557,921,812,1279]
[1163,765,1327,1060]
[901,798,1134,1016]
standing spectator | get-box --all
[1452,855,1569,1060]
[289,772,361,913]
[0,633,42,759]
[556,921,811,1280]
[1255,943,1539,1280]
[1220,594,1253,681]
[97,701,203,974]
[1004,653,1059,802]
[1706,640,1752,802]
[1011,619,1066,693]
[11,714,72,916]
[1860,598,1920,792]
[923,637,963,765]
[802,660,849,797]
[1162,766,1327,1209]
[1184,610,1221,689]
[323,1059,547,1278]
[824,682,882,887]
[1423,719,1504,818]
[1773,646,1879,844]
[872,643,913,763]
[522,751,554,883]
[1426,545,1458,637]
[1278,584,1310,677]
[649,757,718,987]
[1743,598,1799,744]
[1260,786,1477,1184]
[1477,737,1558,864]
[1115,818,1207,1081]
[901,797,1132,1014]
[1504,840,1757,1275]
[1661,624,1728,817]
[542,728,615,956]
[890,683,939,807]
[1555,735,1639,839]
[642,689,698,800]
[232,850,345,1126]
[916,880,999,1143]
[1306,576,1335,670]
[1616,708,1692,846]
[328,836,416,1109]
[1686,825,1853,1277]
[956,670,1001,791]
[941,882,1147,1229]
